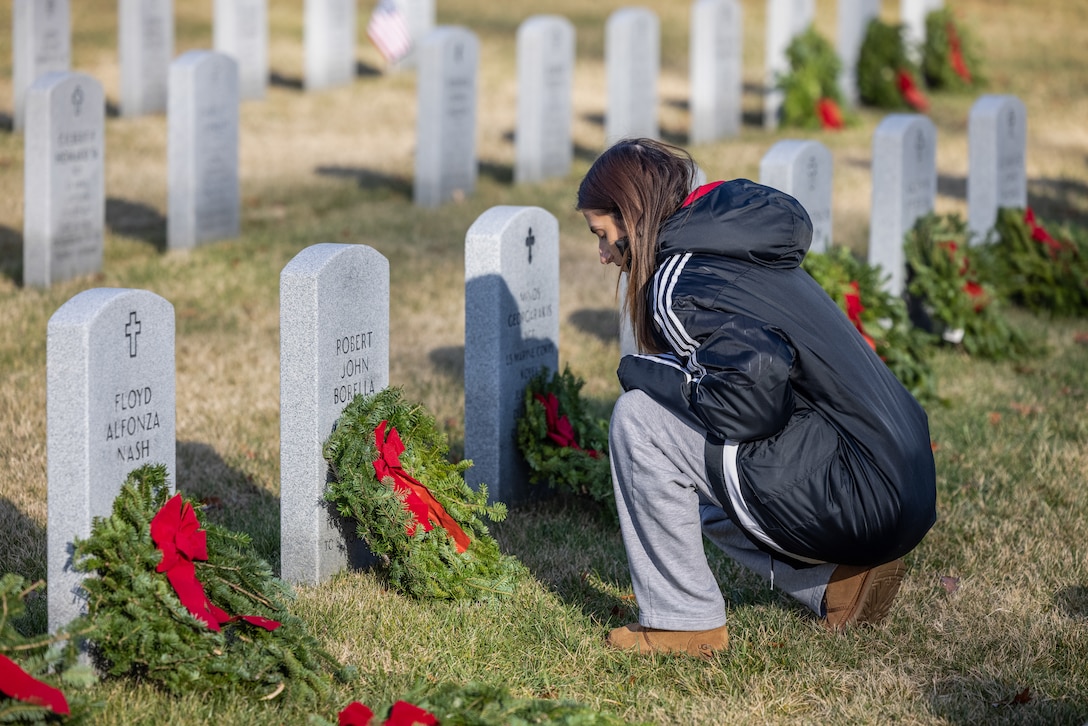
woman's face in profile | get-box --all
[583,210,626,267]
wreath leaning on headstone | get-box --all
[904,213,1032,360]
[977,207,1088,317]
[856,17,929,111]
[922,6,984,92]
[802,246,938,404]
[71,465,350,702]
[323,386,525,601]
[517,365,613,514]
[776,26,853,130]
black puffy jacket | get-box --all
[616,179,936,567]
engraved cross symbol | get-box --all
[125,311,141,358]
[71,86,84,117]
[525,227,535,264]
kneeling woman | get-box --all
[578,139,936,658]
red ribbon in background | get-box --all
[151,494,281,632]
[1025,207,1067,258]
[339,699,438,726]
[896,69,929,112]
[843,282,878,352]
[534,393,600,459]
[816,98,844,130]
[0,653,70,716]
[938,241,989,312]
[372,421,471,553]
[947,21,972,83]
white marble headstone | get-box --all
[764,0,814,130]
[605,7,660,144]
[167,51,240,250]
[304,0,356,91]
[414,27,479,207]
[868,114,937,296]
[464,206,559,506]
[215,0,269,100]
[47,288,176,632]
[12,0,70,132]
[836,0,881,106]
[967,95,1027,244]
[690,0,742,145]
[119,0,173,116]
[23,72,105,288]
[760,139,833,253]
[280,243,390,585]
[515,15,575,184]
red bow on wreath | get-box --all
[339,699,438,726]
[938,241,989,312]
[534,393,600,459]
[816,98,844,130]
[896,69,929,112]
[372,421,471,553]
[151,494,281,632]
[0,654,69,716]
[947,21,972,83]
[1025,207,1067,258]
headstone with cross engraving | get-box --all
[967,95,1027,244]
[515,15,574,185]
[464,206,559,506]
[119,0,173,116]
[836,0,881,106]
[214,0,268,100]
[868,113,937,296]
[47,288,176,632]
[280,243,389,585]
[168,51,240,250]
[690,0,742,145]
[764,0,814,130]
[12,0,71,133]
[414,27,479,207]
[390,0,435,71]
[759,139,833,253]
[23,72,105,288]
[304,0,356,91]
[605,7,659,145]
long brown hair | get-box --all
[576,138,696,353]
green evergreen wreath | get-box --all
[803,246,938,403]
[922,7,984,91]
[516,366,613,513]
[856,18,926,110]
[323,387,525,601]
[904,214,1031,360]
[777,26,852,130]
[0,575,97,722]
[71,465,349,701]
[978,207,1088,316]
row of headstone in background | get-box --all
[605,7,660,145]
[690,0,742,145]
[46,204,559,619]
[760,139,833,253]
[24,52,241,287]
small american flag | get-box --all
[367,0,413,65]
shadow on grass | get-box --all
[314,165,413,199]
[0,497,47,635]
[428,345,465,381]
[928,676,1088,725]
[569,307,620,344]
[1029,176,1088,229]
[0,224,23,284]
[107,197,167,250]
[176,440,281,571]
[1055,585,1088,618]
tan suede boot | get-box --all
[606,623,729,659]
[821,558,906,631]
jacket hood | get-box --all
[656,179,813,269]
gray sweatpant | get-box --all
[609,388,836,631]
